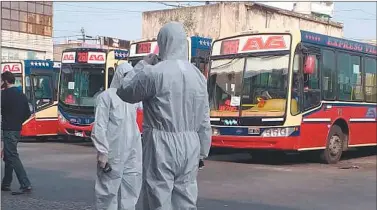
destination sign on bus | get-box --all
[212,34,291,56]
[1,63,22,74]
[129,41,159,57]
[77,52,106,64]
[62,52,76,63]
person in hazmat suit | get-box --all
[91,62,142,210]
[116,21,212,210]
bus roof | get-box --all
[24,60,54,69]
[129,36,212,58]
[62,48,107,53]
[113,49,129,60]
[300,30,377,56]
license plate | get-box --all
[248,128,260,134]
[74,131,84,137]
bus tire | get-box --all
[320,125,344,164]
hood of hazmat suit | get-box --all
[91,62,142,210]
[116,22,212,210]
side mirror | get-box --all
[304,55,316,75]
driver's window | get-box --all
[34,76,52,99]
[291,54,301,115]
[33,75,53,110]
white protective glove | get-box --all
[143,53,160,65]
[97,152,108,169]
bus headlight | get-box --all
[212,128,220,136]
[261,127,295,137]
[58,111,67,123]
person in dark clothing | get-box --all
[1,71,32,194]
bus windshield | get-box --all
[209,54,290,117]
[59,65,105,107]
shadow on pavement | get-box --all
[208,147,376,166]
[196,198,299,210]
[1,166,300,210]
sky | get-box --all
[53,2,377,43]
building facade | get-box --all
[1,1,53,62]
[142,2,344,40]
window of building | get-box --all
[1,19,11,30]
[10,9,19,21]
[322,49,336,100]
[44,26,52,36]
[19,1,28,11]
[36,24,44,35]
[1,1,11,8]
[36,13,43,25]
[337,53,363,101]
[10,1,19,10]
[36,3,44,14]
[44,16,52,27]
[43,5,52,15]
[28,23,36,34]
[2,8,11,19]
[364,57,377,103]
[27,2,36,13]
[28,13,36,23]
[20,22,28,33]
[10,20,19,31]
[20,11,28,22]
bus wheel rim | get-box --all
[329,135,341,156]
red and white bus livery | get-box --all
[208,29,376,164]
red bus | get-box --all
[208,29,376,164]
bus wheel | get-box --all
[320,125,344,164]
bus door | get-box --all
[192,56,210,78]
[27,69,57,135]
[190,36,212,79]
[53,62,61,100]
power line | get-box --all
[55,3,143,13]
[1,35,82,43]
[53,9,141,14]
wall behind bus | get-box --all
[142,2,343,40]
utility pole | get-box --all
[78,27,101,47]
[80,27,86,43]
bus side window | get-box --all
[291,53,301,115]
[303,55,321,111]
[364,57,377,103]
[322,50,336,100]
[337,53,363,101]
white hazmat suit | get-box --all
[92,62,142,210]
[116,22,212,210]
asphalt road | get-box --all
[1,141,376,210]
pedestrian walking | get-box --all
[1,71,32,194]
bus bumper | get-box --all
[21,117,59,137]
[211,135,300,150]
[57,121,93,138]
